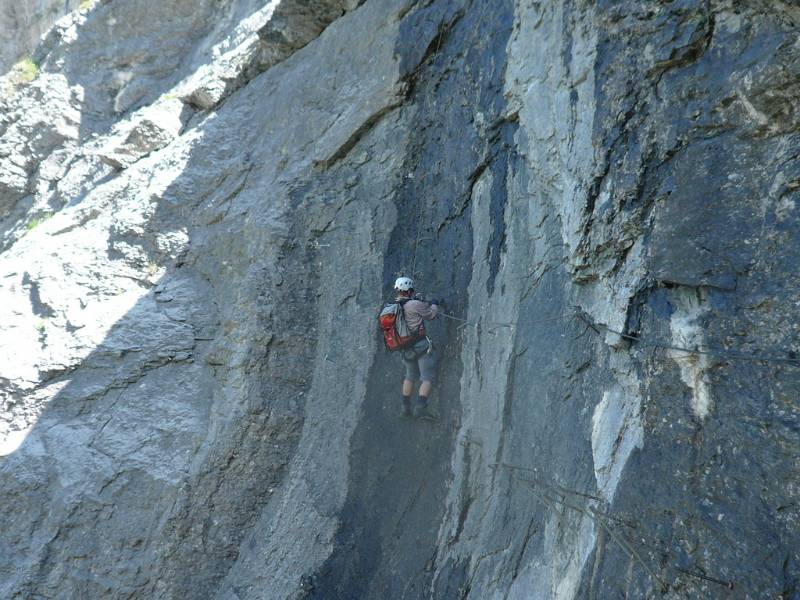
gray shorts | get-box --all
[402,339,438,383]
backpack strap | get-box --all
[398,298,427,339]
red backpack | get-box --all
[379,299,425,351]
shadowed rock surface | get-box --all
[1,0,799,598]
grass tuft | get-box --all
[10,57,39,85]
[26,213,52,231]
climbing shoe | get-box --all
[413,398,436,421]
[401,396,412,417]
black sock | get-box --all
[416,394,428,405]
[402,394,411,403]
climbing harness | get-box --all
[402,336,434,361]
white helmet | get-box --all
[394,276,414,291]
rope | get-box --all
[410,199,424,278]
[434,308,799,366]
[577,314,800,366]
[438,310,575,331]
[438,311,513,329]
[491,463,670,591]
[407,18,446,278]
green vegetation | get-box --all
[4,56,40,96]
[26,213,52,232]
[35,320,46,333]
[79,0,96,10]
[9,57,39,86]
[14,57,39,82]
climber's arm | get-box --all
[416,299,438,320]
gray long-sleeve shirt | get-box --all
[401,299,438,333]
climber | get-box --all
[393,276,440,420]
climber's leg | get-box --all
[419,380,432,398]
[413,352,437,420]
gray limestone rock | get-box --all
[1,0,799,599]
[0,0,78,74]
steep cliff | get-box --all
[1,0,799,598]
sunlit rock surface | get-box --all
[0,0,78,73]
[1,1,799,598]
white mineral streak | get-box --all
[432,1,613,597]
[433,165,522,598]
[670,288,712,419]
[502,1,644,596]
[507,2,597,598]
[591,355,644,501]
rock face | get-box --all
[0,0,78,74]
[1,0,799,598]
